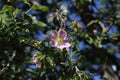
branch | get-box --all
[75,66,95,76]
[94,6,112,22]
[98,21,107,33]
[94,6,115,32]
[0,50,16,75]
[87,20,107,33]
[106,23,113,32]
[21,42,41,52]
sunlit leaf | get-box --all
[2,5,15,13]
[31,16,47,30]
[31,4,49,12]
[22,0,30,6]
[47,17,54,23]
[26,68,38,75]
[39,55,46,60]
[46,57,54,66]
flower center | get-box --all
[55,37,63,45]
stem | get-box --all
[25,8,32,14]
[106,23,113,32]
[21,42,41,52]
[66,48,72,63]
[94,6,112,22]
[0,50,16,75]
[75,66,96,76]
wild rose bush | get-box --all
[0,0,120,80]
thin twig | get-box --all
[87,20,98,27]
[55,10,66,29]
[97,57,108,74]
[0,50,16,75]
[87,20,107,33]
[98,21,107,33]
[22,42,41,52]
[75,66,96,76]
[94,6,112,22]
[106,23,113,32]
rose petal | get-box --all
[62,42,71,48]
[33,59,37,63]
[50,41,56,47]
[55,44,65,49]
[50,31,57,42]
[33,54,38,63]
[63,39,69,43]
[36,63,41,68]
[55,42,71,49]
[58,29,67,39]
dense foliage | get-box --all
[0,0,120,80]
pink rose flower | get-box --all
[50,29,71,49]
[32,54,41,68]
[33,54,38,63]
[35,62,41,68]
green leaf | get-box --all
[31,4,49,12]
[80,0,86,5]
[18,37,30,43]
[40,71,46,77]
[32,21,46,30]
[39,55,46,60]
[26,68,38,75]
[74,27,78,32]
[31,16,46,30]
[60,4,68,12]
[13,9,21,18]
[47,17,54,23]
[22,0,30,6]
[87,0,92,3]
[101,0,105,5]
[87,37,93,44]
[2,5,15,13]
[46,57,54,66]
[0,13,14,26]
[24,14,32,23]
[33,20,46,27]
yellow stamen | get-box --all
[55,37,63,45]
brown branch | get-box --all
[22,42,41,52]
[97,57,108,74]
[0,50,16,75]
[94,6,113,22]
[75,66,96,76]
[93,6,116,32]
[106,23,113,32]
[87,20,107,33]
[98,21,107,33]
[87,20,98,27]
